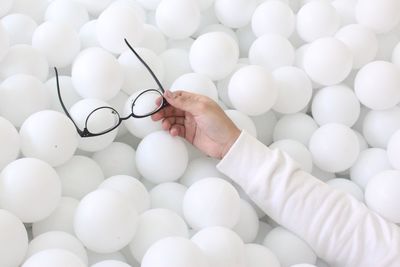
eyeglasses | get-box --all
[55,39,168,138]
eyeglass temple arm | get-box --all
[124,38,165,93]
[54,67,85,135]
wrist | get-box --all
[221,128,241,159]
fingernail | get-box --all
[165,90,173,98]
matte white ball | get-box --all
[32,22,80,68]
[356,0,400,34]
[233,200,259,243]
[0,116,20,170]
[141,237,209,267]
[365,170,400,223]
[140,24,167,54]
[303,37,353,86]
[270,139,313,173]
[79,20,99,49]
[45,0,89,31]
[309,123,359,173]
[72,48,123,101]
[252,111,278,146]
[129,208,189,262]
[272,66,312,114]
[252,0,295,38]
[362,107,400,148]
[296,1,340,42]
[56,156,104,199]
[244,243,280,267]
[193,0,215,11]
[0,22,9,61]
[335,24,378,69]
[171,72,218,101]
[236,25,256,58]
[87,250,127,266]
[74,189,138,253]
[20,110,79,167]
[27,231,88,265]
[183,177,240,230]
[197,23,238,42]
[350,148,392,189]
[99,175,150,214]
[74,0,113,15]
[190,32,239,80]
[228,65,277,116]
[0,209,28,267]
[0,44,48,81]
[214,0,258,29]
[137,0,161,10]
[45,75,81,113]
[388,130,400,170]
[225,109,257,137]
[92,260,131,267]
[1,13,37,45]
[160,49,191,88]
[92,142,140,178]
[136,131,188,183]
[0,0,13,17]
[150,182,187,217]
[179,157,224,187]
[191,226,245,267]
[96,3,144,54]
[156,0,200,39]
[332,0,357,26]
[311,85,360,127]
[0,74,50,127]
[22,249,86,267]
[354,61,400,110]
[326,178,364,201]
[10,0,49,23]
[32,197,79,237]
[0,158,61,223]
[263,227,317,267]
[392,42,400,66]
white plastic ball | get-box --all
[32,22,80,68]
[392,42,400,66]
[140,24,167,54]
[22,249,86,267]
[354,61,400,110]
[56,155,104,199]
[74,189,138,253]
[217,63,246,108]
[272,66,312,114]
[252,0,295,38]
[254,221,273,245]
[75,0,114,15]
[335,24,378,69]
[27,231,88,265]
[97,3,144,54]
[79,20,100,49]
[233,200,259,243]
[355,0,400,34]
[0,0,13,17]
[270,139,313,172]
[129,208,189,262]
[72,47,123,101]
[0,209,28,267]
[69,98,119,152]
[87,250,128,266]
[193,0,215,11]
[136,131,188,184]
[183,177,240,230]
[350,148,392,189]
[326,178,364,201]
[376,31,400,61]
[160,49,191,88]
[249,34,295,72]
[1,13,37,45]
[45,0,89,31]
[311,165,336,182]
[46,75,81,113]
[362,107,400,148]
[92,142,140,178]
[290,265,317,267]
[0,44,49,81]
[252,111,278,146]
[273,113,318,146]
[156,0,200,39]
[108,91,130,138]
[354,130,369,152]
[311,85,360,127]
[244,243,280,267]
[196,23,238,42]
[168,37,195,50]
[236,25,256,57]
[191,226,245,267]
[0,21,9,61]
[263,227,317,267]
[228,65,277,116]
[10,0,49,22]
[179,157,224,187]
[141,237,209,267]
[332,0,357,26]
[150,182,187,217]
[303,37,353,86]
[190,32,239,80]
[171,72,218,101]
[99,175,150,214]
[20,110,78,167]
[296,1,340,42]
[225,109,257,137]
[214,0,257,29]
[32,197,79,237]
[0,158,61,222]
[309,123,359,173]
[388,130,400,170]
[365,170,400,223]
[92,260,131,267]
[137,0,161,10]
[0,116,20,170]
[119,47,164,95]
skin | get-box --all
[151,90,241,159]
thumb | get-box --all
[164,90,204,115]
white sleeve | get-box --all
[217,131,400,267]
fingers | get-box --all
[161,118,186,138]
[164,90,209,116]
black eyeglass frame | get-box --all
[55,38,168,138]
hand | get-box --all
[151,90,241,159]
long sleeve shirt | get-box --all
[217,131,400,267]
